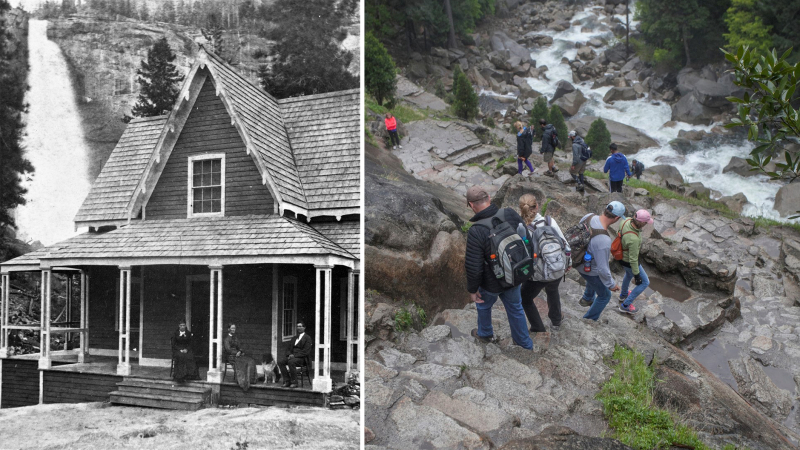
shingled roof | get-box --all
[279,89,360,212]
[74,116,167,225]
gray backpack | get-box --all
[528,216,567,282]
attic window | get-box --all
[187,153,225,217]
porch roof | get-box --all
[1,215,357,270]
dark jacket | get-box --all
[540,124,556,153]
[465,204,526,294]
[571,136,586,166]
[632,161,644,176]
[603,153,631,182]
[286,333,313,360]
[223,333,242,359]
[516,127,533,158]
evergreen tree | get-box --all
[585,118,612,161]
[365,32,396,106]
[451,64,478,120]
[138,0,149,21]
[0,0,34,233]
[127,37,184,121]
[548,104,568,150]
[162,0,175,23]
[530,96,548,128]
[201,12,225,56]
[258,0,357,98]
[724,0,772,54]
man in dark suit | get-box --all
[278,322,313,388]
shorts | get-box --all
[570,160,586,175]
[542,151,554,163]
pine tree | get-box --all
[585,118,611,161]
[530,96,548,127]
[451,65,478,120]
[548,105,568,150]
[127,37,184,121]
[201,12,225,56]
[162,0,175,23]
[365,32,396,106]
[138,0,149,21]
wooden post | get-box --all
[65,274,72,351]
[313,265,333,392]
[359,266,364,377]
[271,265,279,364]
[344,269,355,381]
[116,267,131,376]
[0,273,8,357]
[39,269,52,369]
[207,266,224,383]
[78,270,87,363]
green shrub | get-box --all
[435,79,447,99]
[452,65,479,120]
[548,105,568,151]
[530,96,549,127]
[485,116,495,128]
[585,118,612,161]
[365,32,397,106]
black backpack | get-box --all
[579,141,592,161]
[563,214,610,268]
[551,129,560,149]
[475,209,533,289]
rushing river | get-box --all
[14,19,91,246]
[523,4,791,222]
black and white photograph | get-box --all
[0,0,361,448]
[364,0,800,449]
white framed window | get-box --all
[282,276,297,341]
[187,153,225,217]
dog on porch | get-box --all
[261,353,281,384]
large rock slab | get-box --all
[551,79,575,103]
[774,182,800,218]
[645,164,684,185]
[388,397,490,449]
[693,79,733,109]
[722,156,760,178]
[551,90,586,117]
[567,116,659,154]
[671,92,718,125]
[729,356,794,421]
[603,87,637,103]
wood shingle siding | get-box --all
[0,359,39,408]
[74,116,167,224]
[146,77,275,219]
[279,90,360,211]
[43,371,122,404]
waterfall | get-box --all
[14,19,91,246]
[525,4,792,223]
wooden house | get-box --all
[0,48,361,409]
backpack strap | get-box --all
[474,208,507,229]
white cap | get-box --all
[568,130,577,138]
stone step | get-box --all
[116,384,211,400]
[109,391,205,411]
[110,378,212,410]
[447,146,495,166]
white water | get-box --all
[14,20,91,246]
[525,5,792,222]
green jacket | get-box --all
[620,218,643,275]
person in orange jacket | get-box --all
[385,112,402,150]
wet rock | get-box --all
[647,165,684,186]
[640,240,737,294]
[551,79,576,103]
[551,90,586,117]
[729,356,794,421]
[722,156,760,178]
[671,92,718,125]
[567,116,659,154]
[499,426,634,449]
[718,193,748,214]
[774,182,800,218]
[603,87,637,103]
[693,79,733,109]
[576,46,595,61]
[421,325,452,342]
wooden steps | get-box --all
[109,378,211,411]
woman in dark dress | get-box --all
[172,321,198,382]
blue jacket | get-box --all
[604,152,631,182]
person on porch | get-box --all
[278,322,313,389]
[223,324,257,390]
[171,321,198,383]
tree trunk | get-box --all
[443,0,457,49]
[682,25,691,66]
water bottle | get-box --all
[516,223,529,245]
[490,254,504,279]
[583,253,592,272]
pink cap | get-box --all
[634,209,654,224]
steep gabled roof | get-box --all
[73,116,167,226]
[279,89,360,213]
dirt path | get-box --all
[0,402,359,449]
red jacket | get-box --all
[384,116,397,131]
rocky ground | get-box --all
[0,402,359,449]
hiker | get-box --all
[465,186,533,350]
[629,159,644,180]
[515,121,535,176]
[538,118,559,177]
[617,209,653,314]
[603,143,631,193]
[384,112,402,150]
[578,201,625,321]
[569,130,589,191]
[518,194,570,333]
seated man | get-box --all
[278,322,313,388]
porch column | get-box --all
[359,266,364,377]
[313,265,333,392]
[39,269,52,369]
[206,266,223,383]
[344,269,356,381]
[116,266,132,376]
[270,266,279,363]
[64,274,72,351]
[0,273,8,357]
[78,270,87,363]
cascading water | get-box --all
[14,19,91,246]
[525,4,792,223]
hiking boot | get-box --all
[550,324,561,332]
[543,170,554,177]
[552,167,559,173]
[471,328,494,343]
[618,304,637,315]
[579,297,593,307]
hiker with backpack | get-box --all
[515,121,535,176]
[603,143,631,193]
[571,201,625,321]
[569,130,590,191]
[614,209,654,314]
[628,159,644,180]
[518,194,570,333]
[464,186,534,350]
[538,118,559,177]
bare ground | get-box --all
[0,402,359,450]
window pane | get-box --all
[212,159,221,173]
[212,172,221,185]
[211,199,221,212]
[211,187,221,200]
